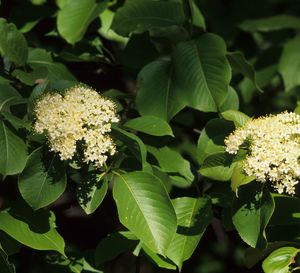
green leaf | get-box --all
[0,203,65,255]
[113,171,177,255]
[0,121,27,176]
[136,58,185,121]
[95,232,137,266]
[18,147,67,210]
[111,0,185,36]
[218,86,239,112]
[57,0,107,44]
[231,162,255,193]
[0,19,28,65]
[12,67,48,86]
[147,146,194,183]
[197,118,234,164]
[166,197,212,270]
[28,48,76,81]
[0,246,15,273]
[172,33,231,112]
[227,51,262,92]
[199,152,236,181]
[77,172,108,215]
[99,9,128,44]
[240,15,300,32]
[187,0,206,29]
[245,242,290,269]
[262,247,300,273]
[232,183,275,249]
[1,112,31,131]
[220,110,250,127]
[112,127,147,169]
[0,84,21,111]
[141,244,176,270]
[124,116,174,137]
[279,36,300,91]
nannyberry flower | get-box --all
[225,112,300,195]
[33,85,119,168]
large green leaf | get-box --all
[136,58,185,121]
[147,146,194,183]
[113,171,177,255]
[240,15,300,32]
[197,118,234,164]
[278,36,300,91]
[18,147,67,210]
[262,247,300,273]
[111,0,186,36]
[199,152,236,181]
[218,86,239,112]
[0,204,65,255]
[124,116,174,137]
[0,121,27,176]
[172,33,231,112]
[232,183,275,249]
[77,172,108,215]
[0,19,28,65]
[57,0,107,44]
[0,246,15,273]
[166,197,212,270]
[28,48,76,81]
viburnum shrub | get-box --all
[0,1,300,273]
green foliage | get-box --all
[111,0,185,36]
[0,19,28,64]
[57,0,108,44]
[113,171,177,255]
[124,115,174,137]
[262,247,300,273]
[18,147,67,210]
[0,203,65,255]
[0,121,27,176]
[166,197,212,270]
[0,0,300,272]
[232,183,275,250]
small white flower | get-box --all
[33,85,119,168]
[225,112,300,195]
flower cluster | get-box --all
[225,112,300,195]
[33,86,119,168]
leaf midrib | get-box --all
[116,173,158,251]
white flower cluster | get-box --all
[33,86,119,168]
[225,112,300,195]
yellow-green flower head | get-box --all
[225,111,300,195]
[33,85,119,168]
